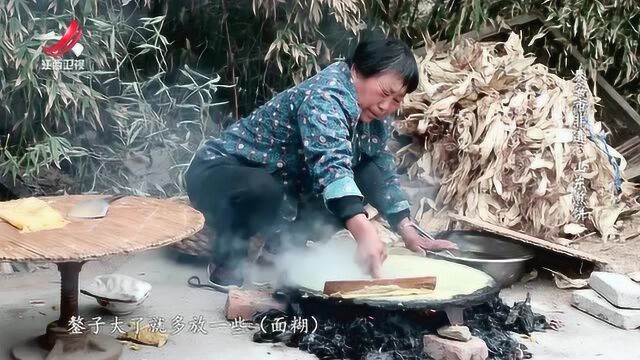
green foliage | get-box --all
[151,0,366,117]
[0,0,226,196]
[0,0,637,198]
[541,0,640,110]
[397,0,640,124]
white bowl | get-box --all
[81,274,152,316]
[92,292,150,316]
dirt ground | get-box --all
[571,213,640,274]
[1,248,639,360]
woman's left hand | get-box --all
[398,219,458,256]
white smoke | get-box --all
[274,229,369,291]
[242,223,372,292]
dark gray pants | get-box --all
[185,154,388,268]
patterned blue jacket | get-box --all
[192,61,410,223]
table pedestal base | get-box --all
[10,262,123,360]
[10,326,122,360]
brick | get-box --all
[224,289,287,321]
[423,335,488,360]
[589,271,640,309]
[572,289,640,330]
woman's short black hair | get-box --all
[347,38,419,93]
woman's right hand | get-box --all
[345,214,387,278]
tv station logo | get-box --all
[39,19,86,71]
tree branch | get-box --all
[394,0,405,22]
[221,0,239,120]
[410,0,421,26]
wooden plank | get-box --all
[458,14,541,42]
[617,136,640,180]
[625,165,640,180]
[323,276,437,295]
[448,213,609,269]
[413,14,540,58]
[616,136,640,155]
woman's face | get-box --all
[352,69,407,123]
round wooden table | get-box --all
[0,195,204,360]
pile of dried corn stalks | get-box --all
[396,33,639,241]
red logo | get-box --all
[43,19,83,58]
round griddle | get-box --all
[275,247,502,310]
[281,282,500,310]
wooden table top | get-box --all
[0,195,204,263]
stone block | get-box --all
[224,289,286,321]
[589,271,640,309]
[437,325,472,342]
[423,335,488,360]
[572,289,640,330]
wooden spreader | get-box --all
[323,276,437,295]
[0,195,204,360]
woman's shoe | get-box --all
[207,263,243,290]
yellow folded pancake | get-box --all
[0,197,69,233]
[119,323,168,347]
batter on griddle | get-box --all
[276,234,494,301]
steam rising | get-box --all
[260,227,497,302]
[272,230,369,291]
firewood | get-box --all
[396,32,639,242]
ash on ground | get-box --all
[252,293,553,360]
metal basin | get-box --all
[428,230,535,287]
